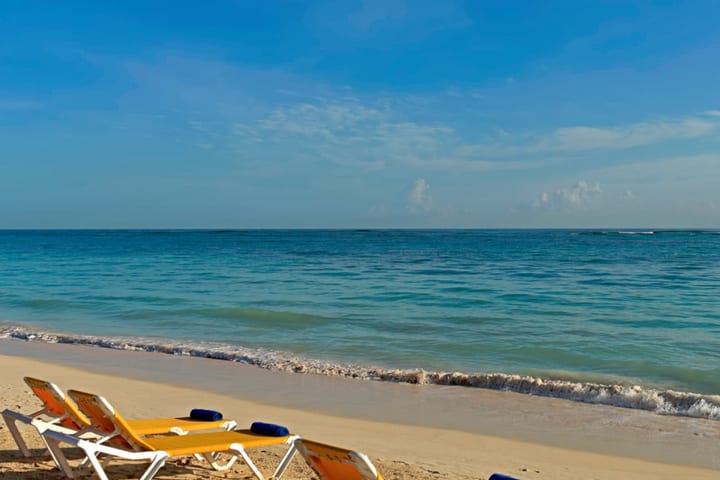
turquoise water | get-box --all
[1,230,719,413]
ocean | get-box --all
[1,229,719,418]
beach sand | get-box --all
[0,339,718,480]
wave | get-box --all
[575,229,720,237]
[1,324,719,421]
[576,230,655,236]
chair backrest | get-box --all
[23,377,90,430]
[66,389,153,451]
[294,439,383,480]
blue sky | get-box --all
[1,1,719,228]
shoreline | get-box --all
[3,325,719,421]
[0,339,719,479]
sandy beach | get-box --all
[1,339,718,480]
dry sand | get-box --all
[0,340,718,480]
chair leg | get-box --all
[236,447,265,480]
[2,413,32,457]
[271,442,298,480]
[35,427,65,472]
[83,445,113,480]
[138,453,169,480]
[44,434,78,479]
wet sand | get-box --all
[0,339,718,479]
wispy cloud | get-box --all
[250,102,384,140]
[118,54,720,188]
[541,117,716,152]
[233,100,469,171]
[231,94,720,177]
[231,97,537,173]
[462,113,720,158]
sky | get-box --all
[1,1,719,229]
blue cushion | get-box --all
[250,421,290,437]
[189,409,223,421]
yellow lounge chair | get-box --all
[1,377,237,458]
[41,389,297,480]
[276,438,384,480]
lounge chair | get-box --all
[3,377,91,458]
[41,389,297,480]
[1,377,236,458]
[275,438,384,480]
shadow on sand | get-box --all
[0,448,220,480]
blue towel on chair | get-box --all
[189,409,223,421]
[251,421,289,437]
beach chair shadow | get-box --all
[0,447,196,480]
[0,446,73,480]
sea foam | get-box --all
[2,325,719,420]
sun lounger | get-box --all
[1,377,237,458]
[2,377,91,458]
[275,438,384,480]
[41,389,297,480]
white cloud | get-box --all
[460,112,720,158]
[404,157,528,172]
[533,181,602,210]
[549,126,623,151]
[233,100,480,171]
[121,54,720,181]
[408,178,433,211]
[544,117,716,152]
[232,96,720,177]
[237,102,384,142]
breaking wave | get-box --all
[575,229,720,236]
[2,324,719,421]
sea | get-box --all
[1,229,719,419]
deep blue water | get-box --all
[1,229,719,397]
